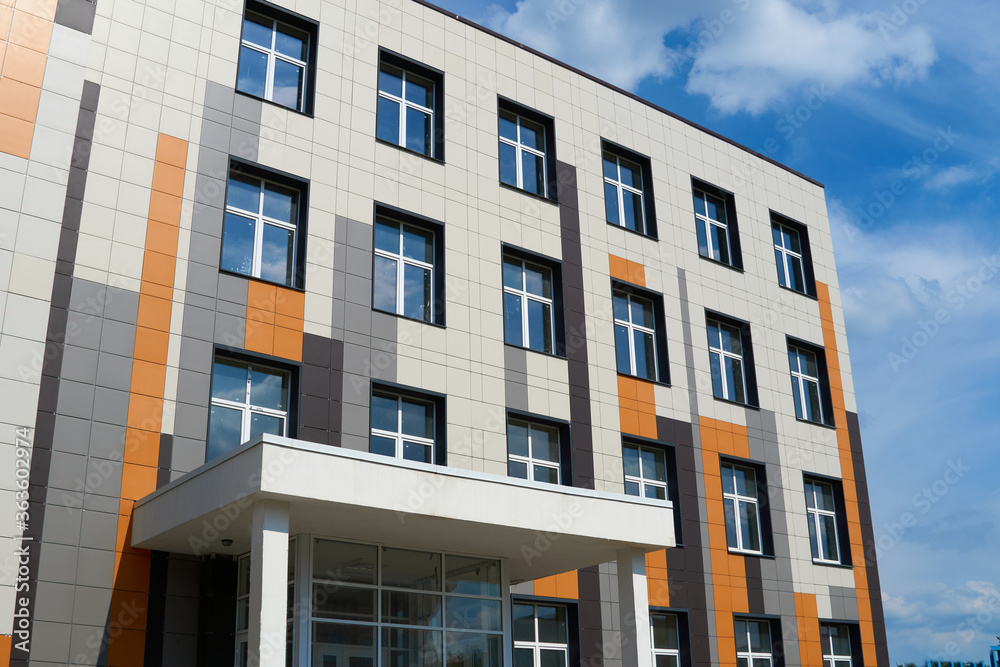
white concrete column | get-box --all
[617,547,654,667]
[249,500,290,667]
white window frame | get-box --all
[604,152,646,233]
[789,345,824,423]
[378,63,435,155]
[735,619,774,667]
[821,623,854,667]
[210,360,290,446]
[623,443,668,501]
[224,173,299,285]
[507,419,561,484]
[503,256,556,354]
[369,391,436,462]
[694,188,731,264]
[239,12,309,110]
[722,462,763,554]
[805,479,841,564]
[651,612,681,666]
[499,111,547,197]
[614,290,658,381]
[773,221,806,291]
[373,218,435,322]
[513,602,570,667]
[707,319,747,403]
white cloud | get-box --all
[484,0,937,113]
[925,165,985,190]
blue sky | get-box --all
[432,0,1000,661]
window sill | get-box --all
[375,137,444,165]
[499,181,559,206]
[712,396,760,411]
[795,416,837,430]
[504,342,566,360]
[811,559,853,569]
[778,283,818,301]
[616,371,670,389]
[728,548,774,559]
[372,307,447,329]
[235,89,315,119]
[698,253,744,273]
[607,221,658,242]
[222,269,305,293]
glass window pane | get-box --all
[710,352,725,399]
[371,393,398,432]
[221,213,256,276]
[371,434,396,458]
[498,112,518,141]
[818,483,836,511]
[750,621,770,651]
[237,46,268,99]
[377,96,401,144]
[212,358,247,402]
[804,482,816,508]
[604,182,620,225]
[652,613,679,649]
[381,627,442,667]
[522,151,544,195]
[738,659,749,667]
[530,425,559,463]
[382,547,441,591]
[540,650,566,667]
[312,584,376,622]
[402,441,432,463]
[514,648,534,667]
[623,445,640,477]
[519,118,544,151]
[615,324,631,375]
[507,460,528,479]
[227,173,261,212]
[405,107,431,156]
[445,556,501,597]
[312,622,375,667]
[404,73,433,107]
[242,14,272,47]
[375,219,400,254]
[830,626,852,655]
[787,227,801,253]
[734,620,748,651]
[724,498,738,547]
[656,656,679,667]
[401,398,433,439]
[806,380,822,422]
[402,225,433,263]
[753,659,772,667]
[313,539,377,583]
[739,500,761,551]
[719,324,741,355]
[772,224,783,246]
[507,421,528,457]
[721,465,735,494]
[379,65,403,96]
[445,597,502,631]
[536,605,567,644]
[634,330,655,380]
[808,514,820,559]
[625,481,640,495]
[260,223,294,285]
[706,194,726,223]
[697,218,710,257]
[272,59,303,110]
[776,249,788,287]
[533,464,559,484]
[612,293,629,321]
[262,182,296,223]
[207,405,243,460]
[641,448,666,482]
[803,349,819,376]
[503,258,522,289]
[624,190,642,232]
[619,160,638,188]
[526,299,552,353]
[734,466,755,497]
[249,412,283,440]
[644,484,666,500]
[499,142,518,187]
[250,367,288,410]
[373,255,398,313]
[630,297,654,328]
[711,223,730,264]
[788,255,804,291]
[504,293,524,347]
[382,590,442,626]
[725,356,745,403]
[513,604,535,641]
[523,264,551,298]
[820,514,838,561]
[603,156,618,180]
[792,377,804,420]
[274,25,307,60]
[446,633,501,667]
[402,263,432,322]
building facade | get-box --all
[0,0,890,665]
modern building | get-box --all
[0,0,890,665]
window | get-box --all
[623,443,667,500]
[207,356,290,462]
[821,624,854,667]
[613,290,659,380]
[789,345,823,423]
[722,462,762,554]
[507,417,562,485]
[236,555,250,666]
[373,214,436,323]
[707,317,751,404]
[805,478,841,564]
[237,3,315,112]
[498,100,555,199]
[513,602,569,667]
[603,142,655,236]
[370,389,436,464]
[222,163,307,288]
[310,539,503,667]
[771,213,816,296]
[735,619,774,667]
[692,180,741,269]
[651,612,681,667]
[376,51,443,159]
[503,254,557,354]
